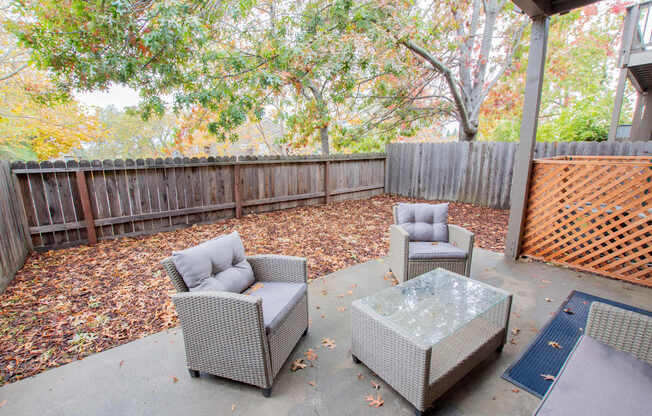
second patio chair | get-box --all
[388,203,474,282]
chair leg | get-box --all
[188,369,200,378]
[302,327,308,337]
[262,387,272,398]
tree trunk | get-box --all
[458,125,477,141]
[320,125,329,155]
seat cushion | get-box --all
[534,335,652,416]
[245,282,307,334]
[396,203,449,242]
[408,242,467,260]
[172,231,254,293]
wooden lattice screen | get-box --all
[521,156,652,286]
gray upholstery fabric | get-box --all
[246,282,307,334]
[535,335,652,416]
[408,242,467,260]
[172,232,254,293]
[396,203,449,242]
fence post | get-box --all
[234,162,242,218]
[75,170,97,245]
[324,160,330,204]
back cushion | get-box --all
[172,231,254,293]
[395,203,449,242]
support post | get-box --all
[234,163,242,218]
[608,68,628,141]
[324,160,330,204]
[75,170,97,245]
[630,92,645,139]
[634,93,652,140]
[505,16,549,260]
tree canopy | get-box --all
[1,0,635,160]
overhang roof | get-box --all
[512,0,602,17]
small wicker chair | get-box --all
[161,254,308,397]
[388,205,474,282]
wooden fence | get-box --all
[11,154,386,250]
[0,161,30,292]
[386,141,652,209]
[520,156,651,286]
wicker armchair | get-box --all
[161,254,309,397]
[389,205,474,282]
[585,302,652,363]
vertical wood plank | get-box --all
[75,170,97,245]
[324,160,330,204]
[234,163,242,218]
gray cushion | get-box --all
[245,282,307,334]
[408,242,467,260]
[534,335,652,416]
[172,231,254,293]
[396,203,449,242]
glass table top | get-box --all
[357,268,508,347]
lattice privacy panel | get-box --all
[521,156,651,286]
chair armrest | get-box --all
[389,224,409,282]
[448,225,474,254]
[171,291,264,330]
[171,291,272,386]
[247,254,307,283]
[586,302,652,364]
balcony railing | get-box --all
[620,1,652,67]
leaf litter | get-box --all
[0,195,507,385]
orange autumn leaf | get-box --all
[365,394,384,408]
[548,341,563,349]
[304,348,318,361]
[291,358,307,371]
[321,338,336,349]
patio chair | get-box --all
[388,203,474,282]
[161,232,308,397]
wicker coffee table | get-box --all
[351,268,512,415]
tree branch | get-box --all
[399,39,476,137]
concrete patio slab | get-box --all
[1,248,650,416]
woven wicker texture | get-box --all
[172,291,272,388]
[162,254,308,391]
[521,156,652,286]
[351,275,511,412]
[389,206,474,282]
[268,295,308,377]
[247,255,307,284]
[586,302,652,364]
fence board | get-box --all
[386,141,652,209]
[11,154,385,250]
[0,161,30,292]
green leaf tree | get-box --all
[9,0,384,155]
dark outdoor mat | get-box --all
[501,290,652,398]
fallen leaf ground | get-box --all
[0,194,507,385]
